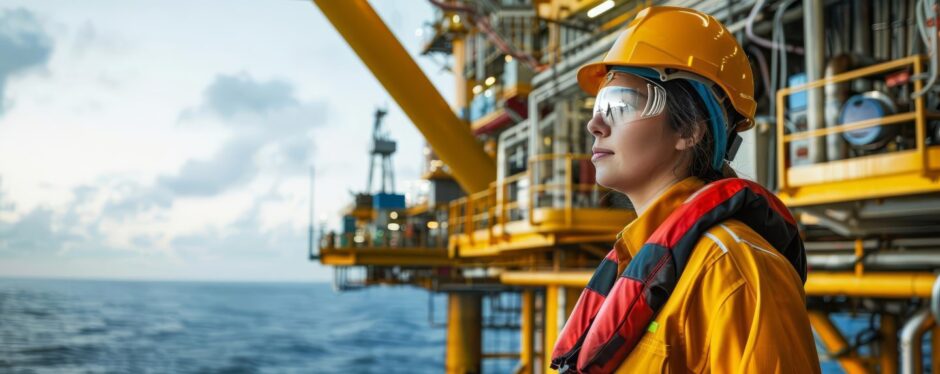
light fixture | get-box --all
[452,14,461,24]
[587,0,614,18]
[427,221,440,229]
[387,223,401,231]
[389,211,398,219]
[472,85,483,95]
[504,55,513,63]
[484,76,496,86]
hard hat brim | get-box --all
[576,61,610,96]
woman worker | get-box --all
[550,6,820,373]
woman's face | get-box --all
[586,72,684,193]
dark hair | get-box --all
[660,79,738,183]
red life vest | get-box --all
[550,178,807,373]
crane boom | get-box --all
[312,0,496,194]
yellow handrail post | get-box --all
[466,195,475,245]
[914,56,928,173]
[564,154,573,226]
[528,160,536,226]
[854,238,864,277]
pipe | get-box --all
[803,0,827,163]
[900,309,933,374]
[312,0,496,193]
[805,272,940,298]
[502,271,940,299]
[807,250,940,270]
[914,0,938,98]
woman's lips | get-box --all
[592,147,614,162]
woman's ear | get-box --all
[675,121,705,151]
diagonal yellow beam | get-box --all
[313,0,496,193]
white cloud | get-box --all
[0,0,455,282]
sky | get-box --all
[0,0,455,282]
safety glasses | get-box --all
[592,72,667,127]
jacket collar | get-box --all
[615,176,706,258]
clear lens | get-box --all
[592,78,667,127]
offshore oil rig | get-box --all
[309,0,940,373]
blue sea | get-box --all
[0,279,455,373]
[0,278,905,373]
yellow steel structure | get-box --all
[808,311,870,374]
[318,247,451,267]
[776,55,940,207]
[446,293,482,373]
[313,0,496,194]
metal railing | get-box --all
[776,54,939,190]
[320,206,450,250]
[448,153,616,244]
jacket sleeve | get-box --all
[706,248,821,374]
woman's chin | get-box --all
[595,173,622,192]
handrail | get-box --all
[446,153,618,242]
[776,55,935,190]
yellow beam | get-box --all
[447,293,482,373]
[312,0,496,193]
[319,247,451,266]
[808,311,871,374]
[501,270,592,287]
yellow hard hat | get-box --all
[577,6,756,131]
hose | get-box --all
[745,0,805,54]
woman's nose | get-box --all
[586,113,610,138]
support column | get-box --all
[447,292,482,374]
[543,285,560,373]
[520,289,535,374]
[933,325,940,374]
[881,313,898,374]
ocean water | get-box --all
[0,279,449,374]
[0,278,914,373]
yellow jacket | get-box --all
[612,177,820,373]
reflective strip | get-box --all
[705,232,729,253]
[719,223,781,259]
